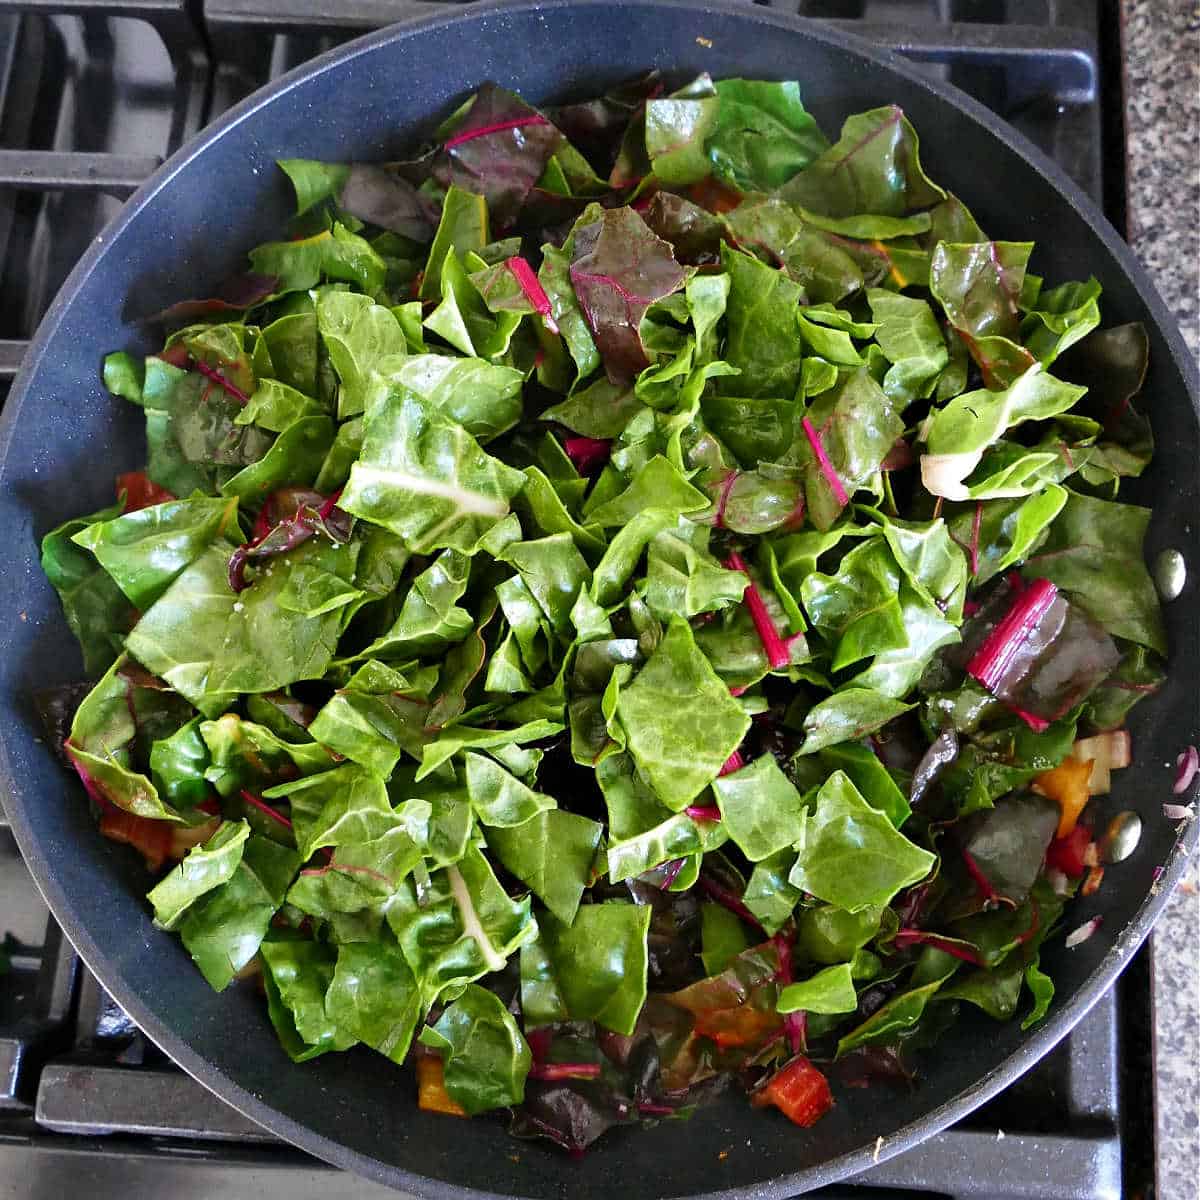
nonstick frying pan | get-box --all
[0,2,1196,1196]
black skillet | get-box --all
[0,2,1195,1196]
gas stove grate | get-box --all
[0,2,1151,1198]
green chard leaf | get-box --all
[707,78,829,190]
[419,983,532,1114]
[41,498,135,674]
[338,386,526,554]
[486,809,602,925]
[615,617,751,810]
[537,902,651,1035]
[125,538,360,717]
[261,938,358,1061]
[1022,490,1166,655]
[71,496,239,612]
[780,105,944,217]
[711,754,808,862]
[786,771,934,911]
[147,819,250,929]
[385,844,535,1005]
[325,936,422,1063]
[777,963,858,1015]
[177,833,301,991]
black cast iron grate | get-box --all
[0,2,1154,1198]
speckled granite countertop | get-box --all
[1122,2,1200,1197]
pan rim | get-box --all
[0,1,1196,1196]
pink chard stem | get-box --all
[800,416,848,507]
[966,577,1058,692]
[195,359,250,405]
[724,552,790,670]
[504,256,559,334]
[443,114,551,150]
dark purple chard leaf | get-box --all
[1057,322,1153,484]
[569,207,686,383]
[1021,490,1165,656]
[338,164,436,242]
[228,488,351,593]
[957,793,1059,907]
[511,1078,636,1152]
[548,71,661,178]
[34,682,94,767]
[780,105,945,218]
[148,273,279,327]
[641,192,724,264]
[435,82,561,229]
[279,159,435,242]
[963,576,1119,727]
[909,728,958,807]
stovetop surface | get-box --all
[0,3,1157,1198]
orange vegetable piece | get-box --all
[751,1056,833,1128]
[416,1056,467,1118]
[1033,756,1094,837]
[98,808,173,872]
[692,1004,783,1049]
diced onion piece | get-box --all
[1071,731,1132,796]
[1065,916,1102,948]
[1173,745,1199,795]
[1162,803,1195,821]
[1045,867,1072,897]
